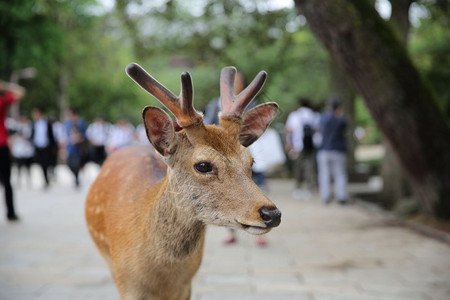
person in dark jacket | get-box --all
[31,108,56,189]
[317,99,348,204]
[64,108,87,188]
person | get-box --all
[10,115,34,187]
[135,123,151,146]
[203,97,220,125]
[106,119,135,154]
[317,99,348,204]
[64,108,88,188]
[285,98,319,199]
[0,80,25,221]
[31,108,56,189]
[86,116,110,165]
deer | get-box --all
[85,63,282,300]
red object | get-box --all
[0,91,16,146]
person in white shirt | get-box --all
[86,117,110,165]
[10,116,34,186]
[285,98,319,199]
[107,119,135,154]
[135,123,151,146]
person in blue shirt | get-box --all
[317,99,348,204]
[64,108,87,188]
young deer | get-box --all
[85,63,281,299]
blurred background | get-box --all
[1,0,450,299]
[2,0,450,219]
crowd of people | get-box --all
[6,108,149,191]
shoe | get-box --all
[338,199,348,205]
[223,235,236,245]
[256,237,267,247]
[7,214,19,222]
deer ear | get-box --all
[239,103,278,147]
[142,106,176,156]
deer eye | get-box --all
[194,162,213,174]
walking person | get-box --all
[10,115,34,187]
[106,119,135,154]
[64,108,87,188]
[31,108,56,189]
[86,116,110,165]
[135,123,150,145]
[0,80,25,221]
[285,98,319,199]
[317,99,348,204]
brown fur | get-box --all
[86,125,278,299]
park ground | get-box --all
[0,162,449,300]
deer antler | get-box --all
[126,63,203,127]
[220,67,267,118]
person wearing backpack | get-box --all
[285,98,319,199]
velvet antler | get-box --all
[126,63,203,128]
[219,67,267,118]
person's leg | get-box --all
[292,153,304,199]
[67,153,81,187]
[304,152,315,194]
[42,147,52,187]
[0,147,17,220]
[223,228,237,244]
[35,147,49,187]
[293,153,302,189]
[331,151,348,202]
[317,151,331,203]
[99,145,107,165]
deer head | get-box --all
[126,63,281,234]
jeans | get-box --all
[317,150,348,202]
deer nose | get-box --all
[259,207,281,228]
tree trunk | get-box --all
[295,0,450,219]
[380,0,414,208]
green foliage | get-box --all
[410,2,450,119]
[3,0,448,131]
[114,0,329,122]
[355,97,381,144]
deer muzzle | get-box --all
[259,206,282,228]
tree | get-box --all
[295,0,450,219]
[410,1,450,118]
[113,0,330,118]
[380,0,414,209]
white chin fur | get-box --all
[243,226,270,235]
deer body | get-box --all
[86,64,281,299]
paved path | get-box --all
[0,164,449,300]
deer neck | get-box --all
[151,175,206,261]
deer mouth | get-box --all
[235,220,269,235]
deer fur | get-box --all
[85,64,281,299]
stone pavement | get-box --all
[1,164,449,300]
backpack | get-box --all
[302,124,314,153]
